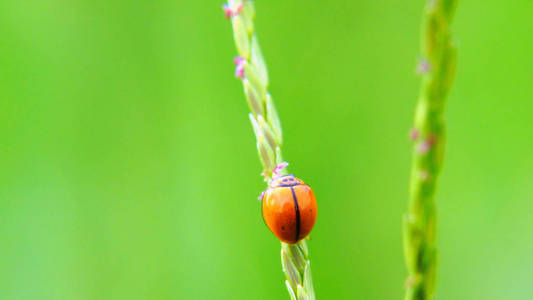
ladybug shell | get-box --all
[262,175,317,244]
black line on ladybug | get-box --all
[290,186,301,243]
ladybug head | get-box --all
[270,174,304,188]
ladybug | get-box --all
[261,174,317,244]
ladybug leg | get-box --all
[257,191,265,201]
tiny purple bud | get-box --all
[409,128,419,141]
[234,3,243,15]
[417,135,436,154]
[258,191,265,200]
[235,60,245,79]
[234,56,246,65]
[222,3,243,19]
[417,140,431,154]
[273,162,289,177]
[222,4,232,19]
[416,58,431,75]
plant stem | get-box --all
[403,1,458,300]
[223,1,316,299]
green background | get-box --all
[1,0,532,299]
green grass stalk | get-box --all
[223,1,316,299]
[403,1,458,300]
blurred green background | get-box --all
[1,0,533,299]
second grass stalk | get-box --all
[403,1,458,300]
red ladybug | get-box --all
[261,175,317,244]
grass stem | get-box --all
[403,1,458,299]
[223,1,316,298]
